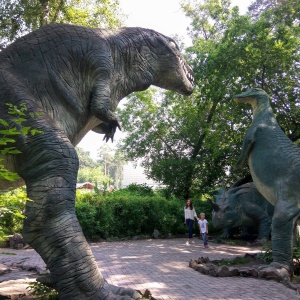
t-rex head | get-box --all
[233,88,269,105]
[119,27,194,96]
[144,34,194,95]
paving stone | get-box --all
[0,239,300,299]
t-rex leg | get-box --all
[21,127,140,299]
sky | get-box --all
[77,0,250,160]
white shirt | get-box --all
[184,207,197,220]
[198,219,208,233]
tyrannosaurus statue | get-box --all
[234,88,300,284]
[0,24,194,299]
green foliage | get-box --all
[77,166,110,188]
[0,252,16,255]
[117,0,300,199]
[256,241,273,263]
[0,103,42,241]
[0,186,217,241]
[75,201,100,240]
[75,191,176,240]
[292,236,300,276]
[76,147,98,168]
[76,145,125,190]
[214,256,252,266]
[120,183,154,197]
[74,188,217,241]
[0,103,43,181]
[0,0,125,49]
[0,188,28,239]
[27,281,58,300]
[97,144,125,190]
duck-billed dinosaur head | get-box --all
[233,88,269,107]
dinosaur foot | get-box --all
[258,263,299,291]
[96,281,150,299]
[36,276,152,299]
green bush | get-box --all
[0,188,27,240]
[27,282,59,300]
[0,184,217,242]
[75,187,192,240]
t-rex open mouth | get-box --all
[179,56,194,85]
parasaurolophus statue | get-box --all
[234,88,300,283]
[0,24,194,299]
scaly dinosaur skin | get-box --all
[234,88,300,278]
[0,24,194,299]
[211,181,273,241]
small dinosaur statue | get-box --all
[234,88,300,282]
[0,24,194,299]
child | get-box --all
[198,213,209,248]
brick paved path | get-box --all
[1,238,300,299]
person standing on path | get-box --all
[184,199,198,245]
[198,212,209,248]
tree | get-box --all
[117,0,300,199]
[77,165,110,188]
[76,146,97,168]
[97,144,125,189]
[75,145,125,190]
[0,0,124,49]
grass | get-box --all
[213,256,252,266]
[0,252,16,255]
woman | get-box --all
[184,199,198,245]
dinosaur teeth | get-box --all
[178,56,194,84]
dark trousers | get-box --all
[186,219,194,238]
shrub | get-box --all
[0,186,217,242]
[75,188,189,240]
[0,188,27,240]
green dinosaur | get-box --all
[0,24,194,299]
[234,88,300,281]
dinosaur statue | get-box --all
[210,181,274,241]
[0,24,194,299]
[234,88,300,281]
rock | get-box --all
[153,229,160,239]
[238,266,258,277]
[258,266,283,282]
[228,267,239,276]
[188,255,282,283]
[194,265,209,275]
[208,264,218,277]
[189,259,197,268]
[0,265,11,277]
[218,266,231,277]
[197,257,209,264]
[8,234,25,250]
[0,278,36,299]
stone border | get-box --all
[189,254,300,292]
